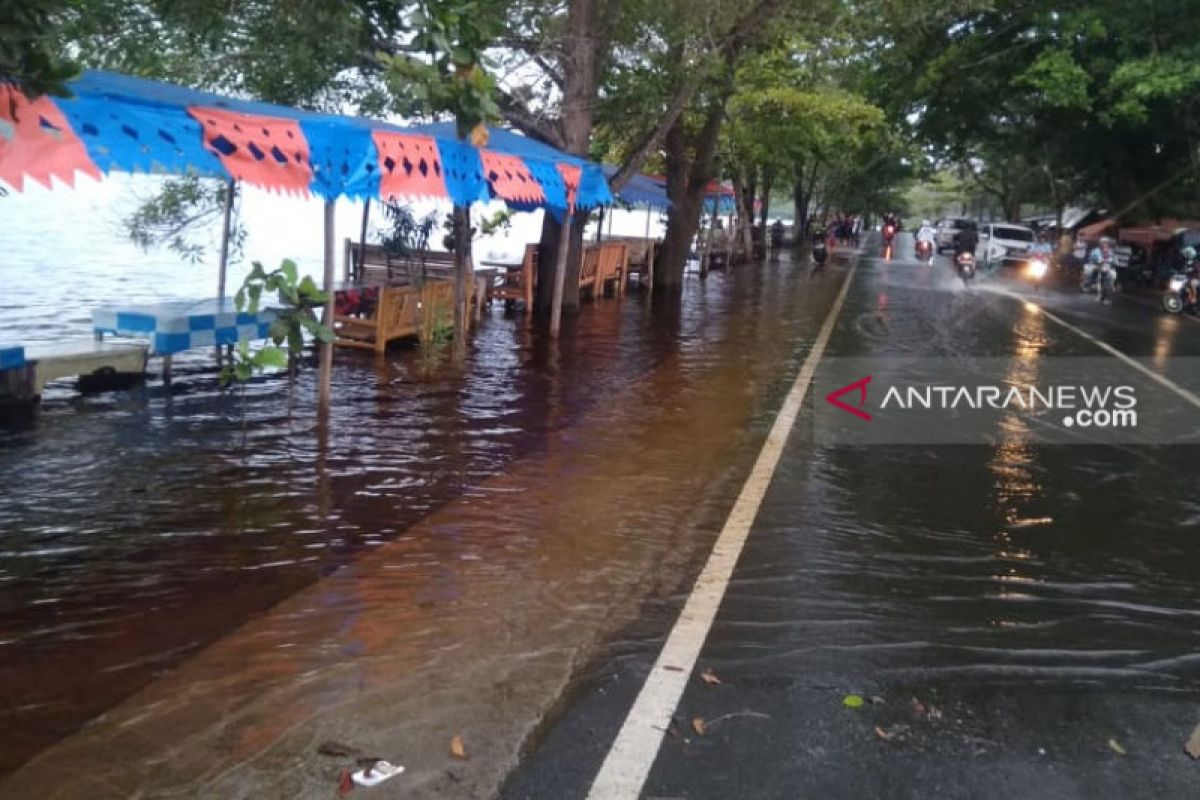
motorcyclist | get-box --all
[1084,237,1118,290]
[770,219,785,250]
[915,219,936,259]
[954,221,979,258]
[1030,231,1053,258]
[1182,246,1200,310]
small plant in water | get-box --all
[221,258,334,439]
[419,295,456,373]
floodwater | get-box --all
[0,190,843,797]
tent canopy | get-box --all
[0,70,612,215]
[598,164,671,210]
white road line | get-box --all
[992,287,1200,411]
[586,265,858,800]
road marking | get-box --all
[586,265,858,800]
[992,287,1200,410]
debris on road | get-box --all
[700,668,722,685]
[692,717,707,736]
[352,760,404,788]
[1185,723,1200,759]
[843,694,865,709]
[1108,738,1127,757]
[450,735,468,760]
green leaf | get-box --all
[843,694,864,709]
[280,258,298,285]
[253,346,288,369]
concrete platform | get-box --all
[13,340,148,395]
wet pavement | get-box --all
[4,236,1200,798]
[0,258,850,797]
[506,239,1200,799]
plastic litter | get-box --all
[351,760,404,788]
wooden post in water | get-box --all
[356,198,370,282]
[318,199,336,414]
[644,207,654,294]
[700,201,716,280]
[550,209,573,338]
[217,179,236,299]
[452,205,471,359]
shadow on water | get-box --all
[0,258,840,787]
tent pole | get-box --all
[595,207,604,244]
[644,207,654,292]
[217,179,236,299]
[318,199,336,415]
[550,210,573,338]
[357,197,371,282]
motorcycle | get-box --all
[956,251,976,286]
[1025,256,1049,291]
[1162,271,1195,314]
[915,239,934,263]
[812,238,828,269]
[1091,263,1117,303]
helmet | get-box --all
[922,219,931,227]
[1184,246,1197,261]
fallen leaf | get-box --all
[450,735,467,760]
[692,717,707,736]
[868,695,887,706]
[843,694,865,709]
[927,704,944,722]
[700,668,722,685]
[911,698,927,717]
[1108,738,1127,756]
[1186,723,1200,759]
[874,726,889,740]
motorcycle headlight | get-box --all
[1028,259,1048,278]
[1170,277,1186,291]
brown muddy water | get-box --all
[0,259,844,797]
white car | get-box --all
[978,223,1036,267]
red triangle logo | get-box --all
[825,376,873,421]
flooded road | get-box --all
[0,253,850,796]
[4,233,1200,798]
[507,239,1200,800]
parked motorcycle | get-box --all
[956,251,976,286]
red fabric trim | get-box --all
[0,86,101,190]
[481,150,545,205]
[188,106,312,194]
[373,131,447,200]
[556,163,582,212]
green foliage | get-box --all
[381,203,439,257]
[221,258,333,388]
[0,1,79,98]
[382,0,501,138]
[879,0,1200,219]
[125,176,244,264]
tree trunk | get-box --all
[656,99,728,294]
[733,170,754,261]
[759,170,773,231]
[452,205,472,360]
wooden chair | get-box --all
[578,245,602,297]
[596,242,630,297]
[334,285,421,353]
[486,243,537,310]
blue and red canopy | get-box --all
[0,70,612,215]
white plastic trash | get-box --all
[351,760,404,788]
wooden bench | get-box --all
[333,282,458,353]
